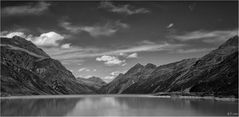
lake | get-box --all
[0,95,238,116]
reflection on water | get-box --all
[1,96,238,116]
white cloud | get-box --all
[78,68,91,72]
[0,31,26,38]
[167,23,174,29]
[103,71,121,82]
[96,55,126,66]
[127,53,138,58]
[1,31,67,47]
[104,76,115,80]
[2,2,50,16]
[119,52,126,56]
[112,42,183,54]
[28,32,65,47]
[59,22,82,33]
[61,59,84,65]
[100,1,150,15]
[172,48,213,54]
[61,43,71,49]
[121,63,127,66]
[60,20,129,37]
[103,76,115,82]
[140,40,156,45]
[81,26,117,37]
[110,71,120,76]
[169,29,238,43]
[45,41,183,62]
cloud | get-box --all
[167,23,174,29]
[61,59,84,65]
[100,1,150,15]
[172,48,213,54]
[2,2,50,16]
[103,71,121,82]
[119,52,126,56]
[0,31,26,38]
[110,71,120,76]
[121,63,127,66]
[61,43,71,49]
[45,41,184,62]
[127,53,138,58]
[28,32,65,47]
[60,20,129,37]
[1,31,66,47]
[140,40,156,45]
[169,29,238,43]
[96,55,126,66]
[112,43,183,54]
[78,68,91,72]
[59,21,81,33]
[103,76,115,82]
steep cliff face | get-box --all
[167,36,238,97]
[101,36,238,97]
[0,36,94,96]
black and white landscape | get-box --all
[0,0,238,116]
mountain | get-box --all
[100,35,238,97]
[100,63,157,94]
[76,76,106,91]
[0,36,94,96]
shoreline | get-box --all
[0,94,238,101]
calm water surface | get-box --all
[0,95,238,116]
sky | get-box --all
[1,0,238,82]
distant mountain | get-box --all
[0,36,94,96]
[100,36,238,97]
[76,76,106,91]
[100,63,158,94]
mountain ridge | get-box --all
[100,35,238,97]
[0,36,95,96]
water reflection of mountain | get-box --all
[114,97,238,116]
[67,97,129,116]
[189,100,238,116]
[0,98,80,116]
[1,97,238,116]
[114,97,195,116]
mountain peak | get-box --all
[145,63,157,69]
[218,35,238,49]
[88,76,103,82]
[135,63,143,66]
[131,63,144,69]
[125,63,144,75]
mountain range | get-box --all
[0,35,238,97]
[0,36,96,96]
[100,36,238,97]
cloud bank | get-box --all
[169,29,238,43]
[2,2,50,16]
[99,1,150,15]
[60,20,129,37]
[96,55,126,66]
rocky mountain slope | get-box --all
[0,36,95,96]
[77,76,106,91]
[100,36,238,97]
